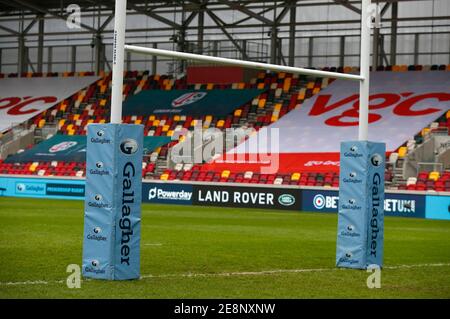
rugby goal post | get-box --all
[81,0,383,281]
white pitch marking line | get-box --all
[1,263,449,287]
[144,243,163,246]
[2,280,63,286]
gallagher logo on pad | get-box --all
[171,92,207,108]
[371,153,383,167]
[120,139,138,155]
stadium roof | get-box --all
[0,0,435,15]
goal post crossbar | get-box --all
[124,44,364,82]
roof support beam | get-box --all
[9,0,97,32]
[0,24,19,35]
[216,0,273,25]
[126,1,181,29]
[334,0,361,15]
[206,9,248,59]
[22,14,39,34]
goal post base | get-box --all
[82,123,143,280]
[336,141,385,269]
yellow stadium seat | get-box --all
[258,99,266,108]
[99,99,107,107]
[58,119,66,129]
[160,173,169,181]
[313,87,321,95]
[135,120,142,125]
[149,115,156,121]
[421,128,430,136]
[271,114,278,122]
[73,114,80,121]
[167,130,174,137]
[162,125,170,132]
[217,120,225,128]
[234,109,242,117]
[238,82,245,89]
[221,170,230,178]
[343,66,352,73]
[274,103,282,111]
[429,171,440,181]
[291,172,301,181]
[446,110,450,119]
[38,119,46,128]
[398,146,407,158]
[174,115,180,121]
[153,120,160,127]
[257,83,265,90]
[283,80,291,93]
[207,83,214,90]
[306,82,314,89]
[205,115,213,122]
[298,88,306,100]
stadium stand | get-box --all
[0,65,449,191]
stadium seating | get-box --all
[0,65,449,191]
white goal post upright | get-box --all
[110,0,127,124]
[359,0,371,140]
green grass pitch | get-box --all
[0,197,449,298]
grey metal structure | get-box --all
[0,0,449,74]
